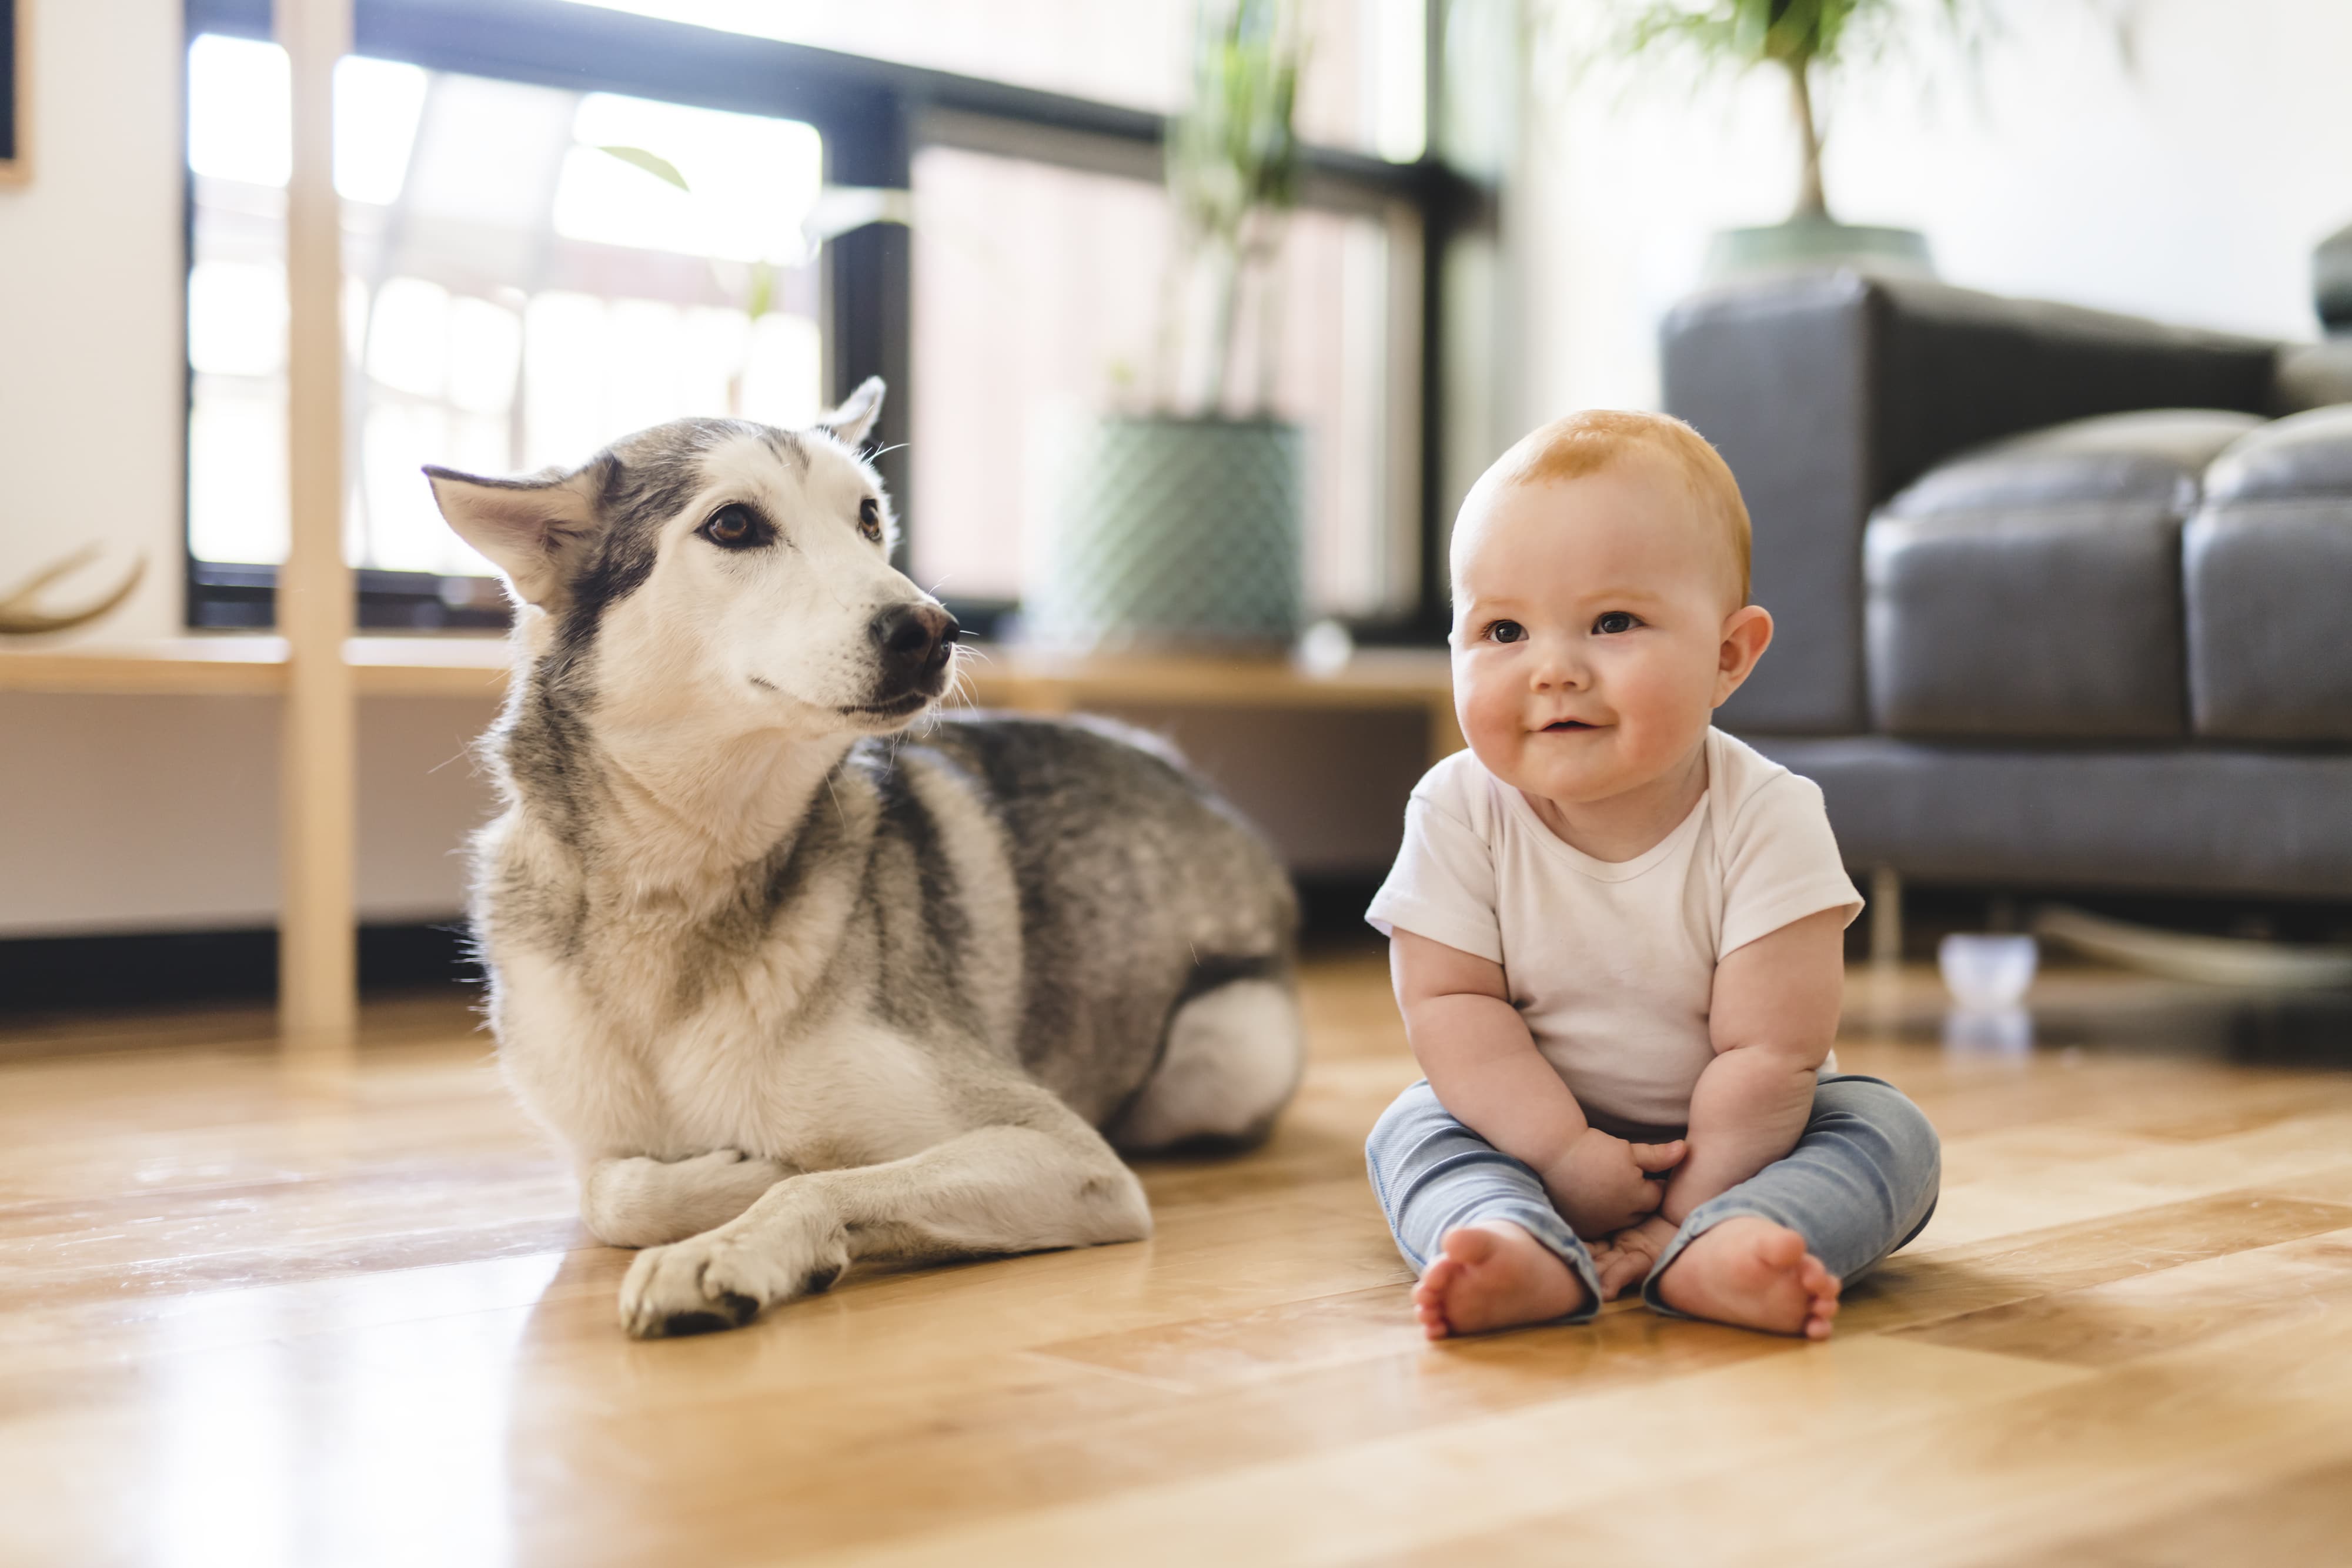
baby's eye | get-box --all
[1486,620,1527,644]
[1592,611,1641,635]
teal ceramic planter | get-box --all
[1029,416,1305,651]
[1705,216,1934,282]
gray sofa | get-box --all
[1661,270,2352,901]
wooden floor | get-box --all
[5,955,2352,1568]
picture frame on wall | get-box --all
[0,0,24,186]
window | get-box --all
[182,0,1471,639]
[559,0,1429,160]
[908,142,1421,619]
[184,28,827,624]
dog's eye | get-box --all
[857,496,883,543]
[699,503,767,550]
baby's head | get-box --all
[1448,410,1773,808]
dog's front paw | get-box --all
[617,1212,851,1340]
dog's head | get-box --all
[425,379,955,738]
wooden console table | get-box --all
[1,636,1459,1047]
[0,637,1461,760]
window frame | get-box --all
[181,0,1476,643]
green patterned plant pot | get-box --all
[1028,415,1306,651]
[1704,217,1934,282]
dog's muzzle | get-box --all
[868,601,960,701]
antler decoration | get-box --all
[0,548,148,636]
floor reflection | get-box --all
[148,1255,561,1568]
[1862,963,2352,1068]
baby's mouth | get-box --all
[1542,719,1597,733]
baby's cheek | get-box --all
[1458,676,1524,770]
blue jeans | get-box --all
[1364,1075,1941,1322]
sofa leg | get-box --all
[1871,866,1905,966]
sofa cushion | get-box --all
[1880,409,2264,519]
[2273,340,2352,415]
[2185,405,2352,741]
[1863,410,2258,740]
[1749,735,2352,898]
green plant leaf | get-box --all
[595,144,691,192]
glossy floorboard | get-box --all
[3,956,2349,1567]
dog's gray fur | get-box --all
[427,380,1302,1338]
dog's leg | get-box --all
[617,1090,1150,1338]
[580,1150,794,1249]
[1110,977,1305,1154]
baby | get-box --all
[1364,410,1940,1339]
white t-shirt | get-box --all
[1366,728,1862,1138]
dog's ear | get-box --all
[818,376,886,448]
[424,462,606,608]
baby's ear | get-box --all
[425,459,609,609]
[1714,604,1775,703]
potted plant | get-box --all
[1025,0,1309,653]
[1603,0,1975,279]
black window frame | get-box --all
[182,0,1478,643]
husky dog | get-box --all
[426,380,1302,1339]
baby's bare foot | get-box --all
[1653,1216,1839,1339]
[1410,1221,1590,1339]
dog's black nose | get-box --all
[870,602,959,689]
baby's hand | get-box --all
[1543,1128,1686,1240]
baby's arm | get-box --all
[1391,929,1684,1238]
[1656,907,1847,1226]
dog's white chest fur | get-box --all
[495,939,963,1173]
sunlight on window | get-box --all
[185,39,828,591]
[363,404,514,573]
[555,0,1426,159]
[189,390,290,567]
[336,57,431,203]
[366,277,452,399]
[186,34,429,203]
[188,35,289,186]
[519,291,610,472]
[557,0,1191,117]
[447,298,524,416]
[741,314,825,430]
[188,260,288,378]
[554,95,821,262]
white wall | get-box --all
[1510,0,2352,423]
[0,0,186,636]
[0,694,499,937]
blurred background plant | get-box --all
[594,142,910,419]
[1595,0,1984,223]
[1155,0,1306,415]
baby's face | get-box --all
[1450,454,1755,810]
